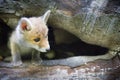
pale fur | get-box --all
[10,10,51,66]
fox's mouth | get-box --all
[36,48,47,52]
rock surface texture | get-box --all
[0,55,120,80]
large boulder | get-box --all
[0,0,120,66]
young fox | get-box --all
[10,10,51,66]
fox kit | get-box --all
[10,10,51,66]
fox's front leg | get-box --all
[10,41,22,66]
[31,50,42,65]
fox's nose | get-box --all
[46,46,50,51]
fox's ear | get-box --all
[19,18,31,31]
[42,10,51,23]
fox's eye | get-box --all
[34,38,40,42]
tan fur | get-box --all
[23,17,49,50]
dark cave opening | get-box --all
[0,19,12,58]
[41,26,109,60]
[0,19,12,46]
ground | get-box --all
[0,55,120,80]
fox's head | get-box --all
[17,10,51,52]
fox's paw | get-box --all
[11,61,23,67]
[31,59,43,66]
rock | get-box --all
[0,55,120,80]
[53,28,79,45]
